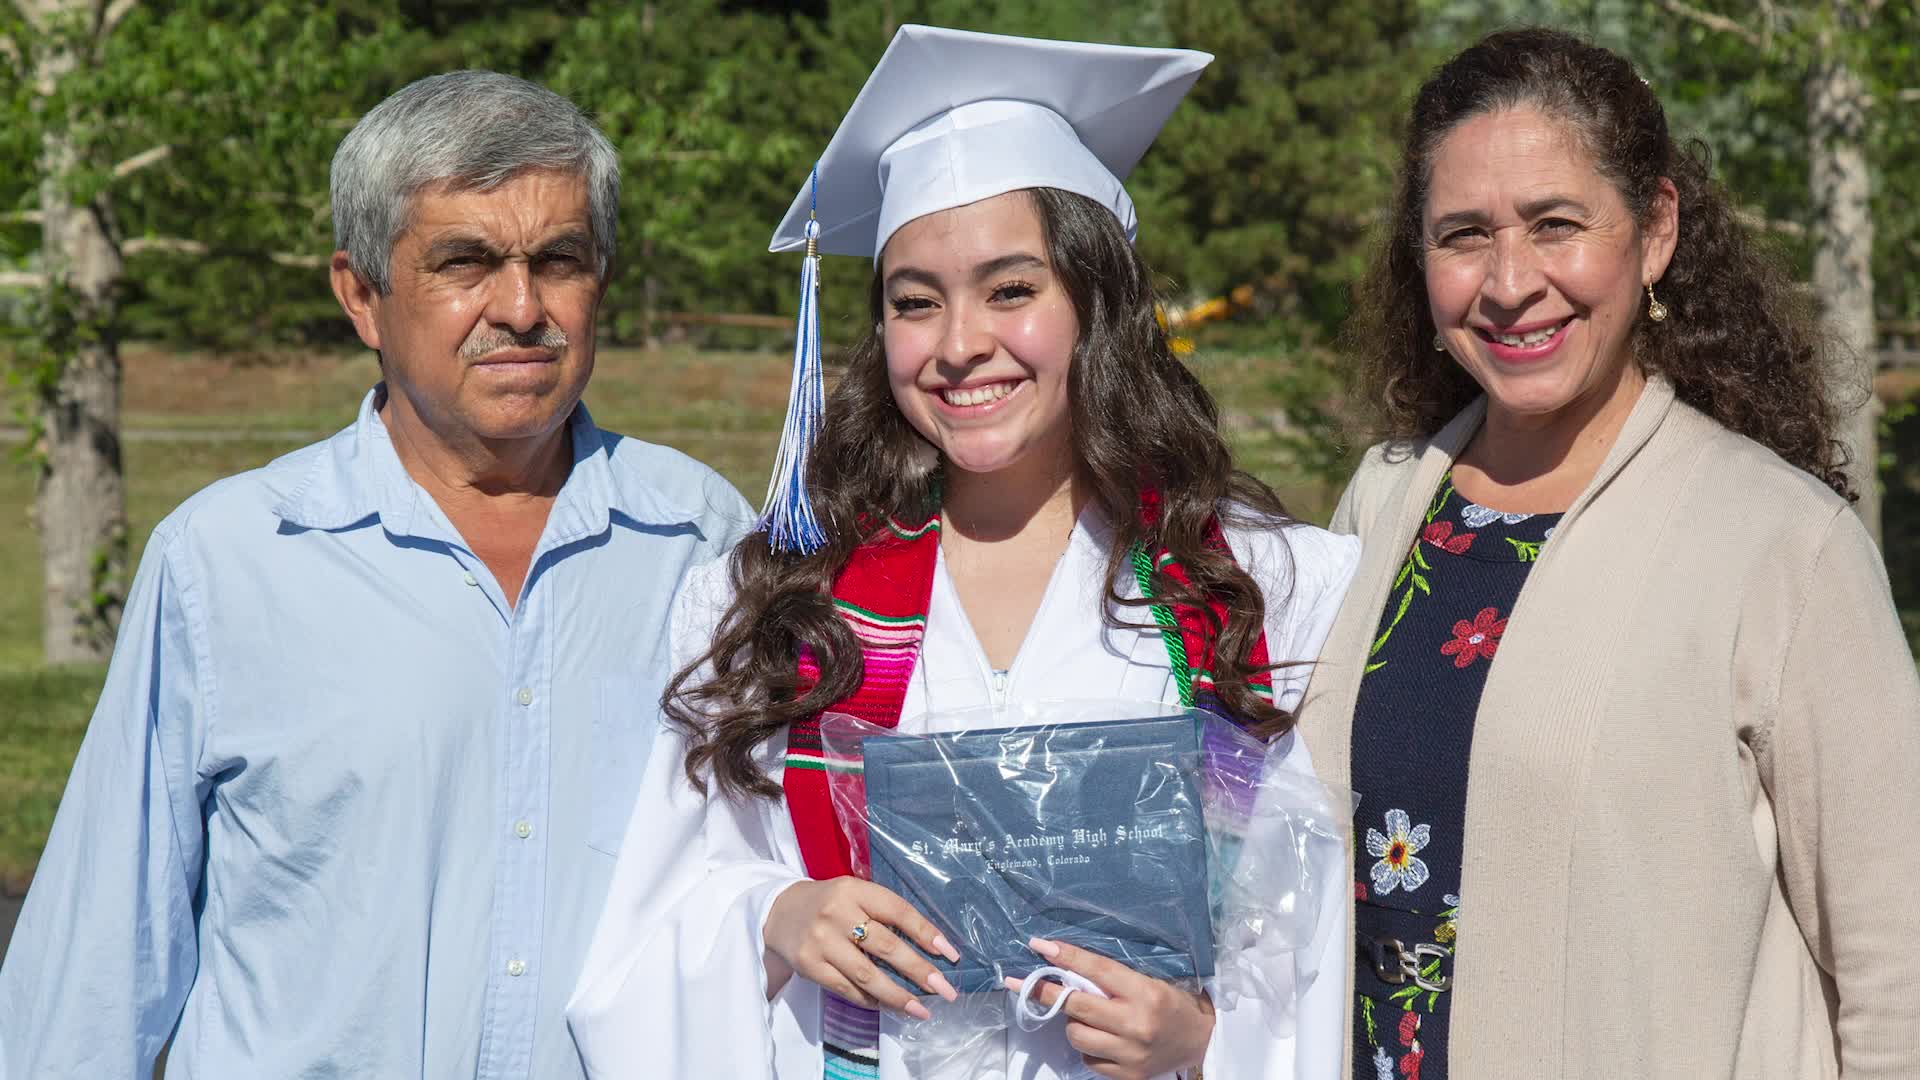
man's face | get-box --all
[343,169,604,446]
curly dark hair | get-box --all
[670,187,1301,801]
[1348,26,1854,500]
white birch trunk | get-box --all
[1808,25,1881,543]
[28,0,129,663]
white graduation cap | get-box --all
[770,24,1213,261]
[756,25,1212,554]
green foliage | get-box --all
[1,2,426,356]
[544,1,812,343]
[0,8,35,227]
[4,2,1913,340]
[1135,0,1428,333]
[1858,2,1920,324]
[94,3,422,345]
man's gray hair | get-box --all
[331,70,619,293]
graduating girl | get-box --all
[568,25,1358,1080]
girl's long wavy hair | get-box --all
[670,187,1299,800]
[1349,27,1854,500]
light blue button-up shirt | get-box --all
[0,388,752,1078]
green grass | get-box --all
[0,456,38,673]
[0,666,102,894]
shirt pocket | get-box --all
[589,673,666,856]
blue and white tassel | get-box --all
[759,167,829,554]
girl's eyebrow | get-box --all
[884,252,1046,291]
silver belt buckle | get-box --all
[1371,935,1451,993]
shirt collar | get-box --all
[273,385,701,538]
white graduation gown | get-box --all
[567,513,1359,1079]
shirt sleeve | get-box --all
[1267,526,1363,714]
[1756,508,1920,1079]
[0,526,212,1078]
[701,468,758,556]
[566,556,810,1078]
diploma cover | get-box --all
[859,713,1216,993]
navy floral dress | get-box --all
[1349,475,1561,1080]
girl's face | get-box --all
[879,191,1080,480]
[1423,107,1674,429]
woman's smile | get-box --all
[931,377,1030,416]
[1473,316,1576,365]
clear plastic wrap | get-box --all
[818,700,1352,1074]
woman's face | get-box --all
[879,190,1080,479]
[1423,107,1675,428]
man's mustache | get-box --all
[460,326,570,361]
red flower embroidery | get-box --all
[1398,1010,1420,1046]
[1440,607,1506,667]
[1399,1046,1424,1079]
[1421,520,1477,554]
[1355,880,1369,901]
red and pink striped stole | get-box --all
[783,512,940,880]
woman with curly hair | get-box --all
[1300,26,1920,1080]
[568,26,1359,1080]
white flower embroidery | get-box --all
[1542,525,1556,541]
[1461,501,1533,528]
[1365,808,1431,894]
[1373,1045,1395,1080]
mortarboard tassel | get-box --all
[759,167,830,554]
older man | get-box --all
[0,72,750,1077]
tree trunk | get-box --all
[1808,28,1881,543]
[30,0,129,664]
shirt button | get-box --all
[462,571,479,587]
[506,959,526,977]
[515,687,533,706]
[514,820,533,839]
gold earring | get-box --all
[1433,334,1446,352]
[1645,281,1669,322]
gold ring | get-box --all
[849,921,870,945]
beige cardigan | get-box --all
[1298,376,1920,1078]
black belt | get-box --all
[1362,933,1452,993]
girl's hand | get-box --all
[763,877,962,1020]
[1006,937,1214,1080]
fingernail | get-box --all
[906,999,933,1021]
[1027,936,1061,959]
[933,935,960,963]
[927,971,958,1002]
[1002,975,1024,993]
